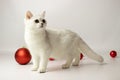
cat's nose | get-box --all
[41,23,43,25]
[40,23,44,28]
[41,23,44,26]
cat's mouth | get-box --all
[37,24,44,29]
[39,26,43,28]
[36,26,43,29]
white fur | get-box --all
[24,11,104,73]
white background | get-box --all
[0,0,120,80]
[0,0,120,52]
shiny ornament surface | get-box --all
[15,48,31,65]
[49,58,55,61]
[110,50,117,58]
[80,53,83,60]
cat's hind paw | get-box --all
[62,64,70,69]
[72,63,79,66]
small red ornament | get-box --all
[49,58,55,61]
[80,53,83,60]
[15,48,31,65]
[110,50,117,58]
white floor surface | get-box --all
[0,51,120,80]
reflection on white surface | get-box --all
[0,51,120,80]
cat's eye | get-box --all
[42,19,46,23]
[34,19,39,23]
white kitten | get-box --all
[24,11,103,73]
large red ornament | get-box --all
[15,48,31,65]
[110,50,117,58]
[80,53,83,60]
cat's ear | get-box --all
[25,11,33,19]
[41,11,46,18]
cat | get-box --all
[24,11,104,73]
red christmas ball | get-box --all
[49,58,55,61]
[80,53,83,60]
[110,50,117,58]
[15,48,31,65]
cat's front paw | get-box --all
[62,64,70,69]
[31,66,38,71]
[37,68,46,73]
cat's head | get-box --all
[24,11,47,30]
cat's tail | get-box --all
[76,38,104,62]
